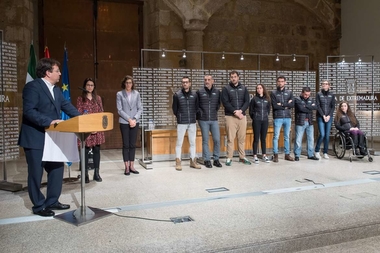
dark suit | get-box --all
[18,78,80,213]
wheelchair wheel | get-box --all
[369,157,373,162]
[333,132,346,159]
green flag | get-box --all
[26,43,37,84]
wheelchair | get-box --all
[333,131,373,162]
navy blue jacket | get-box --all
[18,78,80,149]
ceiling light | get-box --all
[275,53,280,62]
[292,54,296,62]
[182,50,186,58]
[240,53,244,61]
[222,51,225,60]
[161,49,166,58]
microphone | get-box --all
[78,87,89,93]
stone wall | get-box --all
[143,0,341,71]
[0,0,37,98]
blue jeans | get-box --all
[315,116,333,154]
[198,120,221,161]
[273,118,291,154]
[294,122,314,158]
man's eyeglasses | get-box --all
[182,81,189,84]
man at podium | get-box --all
[18,58,80,217]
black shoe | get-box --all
[85,176,90,183]
[295,157,299,161]
[204,160,212,168]
[34,208,55,217]
[130,169,139,174]
[47,202,70,210]
[308,156,319,160]
[213,160,223,167]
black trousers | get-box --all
[120,123,139,161]
[252,119,269,155]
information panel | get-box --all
[0,40,19,161]
[319,62,380,136]
[134,68,316,128]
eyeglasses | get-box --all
[182,81,189,84]
[86,84,94,87]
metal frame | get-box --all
[138,49,310,169]
[326,54,375,148]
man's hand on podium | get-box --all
[51,119,64,126]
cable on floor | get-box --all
[112,212,172,222]
[303,178,325,187]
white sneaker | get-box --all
[323,153,329,159]
[263,156,270,163]
[254,157,259,164]
[315,152,321,159]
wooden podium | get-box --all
[46,112,113,226]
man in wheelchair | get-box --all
[334,101,367,156]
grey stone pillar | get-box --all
[184,19,208,69]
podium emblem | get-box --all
[102,115,108,129]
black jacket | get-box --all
[172,89,198,124]
[249,95,270,121]
[294,95,317,126]
[335,113,360,133]
[197,85,221,121]
[271,87,294,119]
[221,82,250,116]
[316,89,335,118]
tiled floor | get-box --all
[1,145,380,252]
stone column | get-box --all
[184,19,208,69]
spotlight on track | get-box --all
[240,53,244,61]
[161,49,166,58]
[275,53,280,62]
[182,50,186,59]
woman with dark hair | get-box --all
[117,75,143,176]
[76,78,105,183]
[334,101,366,155]
[249,84,271,163]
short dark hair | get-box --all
[276,76,286,81]
[36,58,60,78]
[302,87,311,93]
[182,76,191,82]
[121,75,135,90]
[229,70,239,77]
